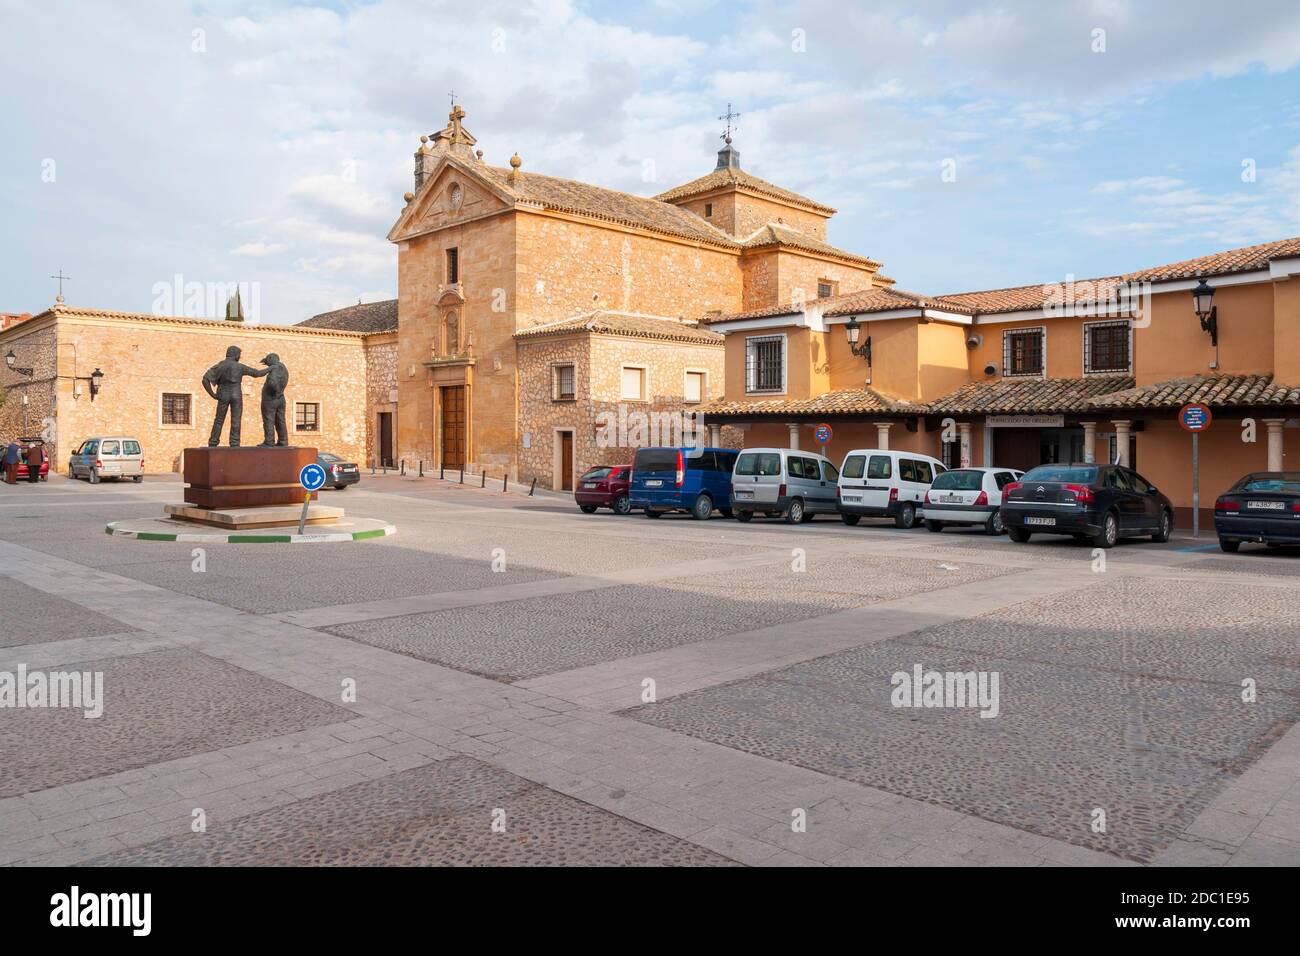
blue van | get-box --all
[630,447,738,520]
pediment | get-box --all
[388,157,513,242]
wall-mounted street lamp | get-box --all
[1192,277,1218,347]
[844,316,872,366]
[73,367,105,401]
[5,349,33,377]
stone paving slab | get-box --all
[0,576,139,648]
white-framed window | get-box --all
[745,334,786,394]
[620,365,646,402]
[684,370,706,404]
[159,392,193,427]
[1002,326,1046,378]
[1083,319,1132,374]
[294,401,321,432]
[552,363,576,401]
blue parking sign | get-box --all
[815,423,833,444]
[299,462,327,492]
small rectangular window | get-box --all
[817,280,836,299]
[161,392,192,426]
[621,367,645,401]
[704,203,713,218]
[684,371,704,404]
[295,402,321,432]
[1003,327,1045,377]
[553,364,575,401]
[1084,320,1131,373]
[446,247,459,284]
[745,335,785,393]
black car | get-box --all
[1002,463,1174,549]
[318,452,360,490]
[1214,472,1300,552]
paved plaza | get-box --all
[2,473,1299,866]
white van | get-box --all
[731,447,839,524]
[836,449,946,528]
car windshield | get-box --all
[931,470,983,491]
[634,448,678,472]
[736,452,781,476]
[1241,477,1300,493]
[1022,465,1097,484]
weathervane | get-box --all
[50,269,72,304]
[718,103,741,143]
[449,90,458,109]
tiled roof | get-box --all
[297,299,398,334]
[935,278,1124,315]
[696,387,926,417]
[1089,374,1300,409]
[740,223,881,267]
[823,287,943,316]
[514,311,723,345]
[654,167,836,213]
[23,304,367,337]
[928,376,1135,414]
[1123,237,1300,283]
[473,164,739,248]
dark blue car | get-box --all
[630,447,738,520]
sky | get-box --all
[2,0,1300,325]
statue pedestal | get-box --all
[181,446,317,508]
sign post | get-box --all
[814,422,833,456]
[1178,403,1213,538]
[297,462,327,535]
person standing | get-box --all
[2,440,19,484]
[24,441,43,482]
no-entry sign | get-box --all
[1179,403,1213,432]
[814,423,833,445]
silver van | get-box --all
[68,436,145,483]
[731,447,840,524]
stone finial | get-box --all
[508,152,522,182]
[403,191,415,204]
[476,149,484,161]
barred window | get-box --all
[1003,327,1045,377]
[553,364,575,401]
[1084,320,1131,373]
[817,280,836,299]
[745,335,785,393]
[161,392,191,426]
[295,402,320,432]
[446,247,459,284]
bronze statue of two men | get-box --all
[202,347,291,448]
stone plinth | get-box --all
[164,502,344,530]
[182,446,316,508]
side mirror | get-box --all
[1147,486,1158,494]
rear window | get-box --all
[319,452,341,462]
[123,441,141,455]
[931,470,983,491]
[100,441,120,455]
[1241,477,1300,493]
[736,452,780,476]
[1023,465,1098,483]
[582,467,615,480]
[634,448,679,472]
[867,455,892,479]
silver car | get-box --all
[731,447,840,524]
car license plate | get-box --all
[735,489,753,498]
[1247,500,1286,510]
[842,494,862,502]
[940,494,963,503]
[645,479,662,487]
[582,482,597,489]
[1025,516,1056,526]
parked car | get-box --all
[15,439,49,481]
[922,467,1024,535]
[1214,472,1300,552]
[67,437,144,483]
[1002,463,1173,548]
[629,447,738,519]
[731,447,839,524]
[575,464,633,515]
[836,449,946,528]
[318,452,360,490]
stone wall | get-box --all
[0,317,57,447]
[364,332,398,467]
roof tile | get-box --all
[928,376,1135,414]
[654,167,835,213]
[1089,374,1300,409]
[514,311,723,345]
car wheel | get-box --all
[925,520,944,533]
[579,504,598,514]
[784,499,805,524]
[719,508,733,519]
[1007,527,1032,543]
[1151,509,1172,543]
[735,511,753,522]
[133,475,143,483]
[612,494,632,516]
[88,469,99,484]
[1092,511,1119,549]
[840,514,860,526]
[894,502,916,529]
[40,475,48,482]
[1219,538,1240,553]
[986,509,1004,535]
[644,509,663,518]
[691,494,713,520]
[800,509,815,523]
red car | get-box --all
[16,440,49,481]
[575,464,633,515]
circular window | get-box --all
[448,183,463,211]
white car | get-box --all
[836,449,947,528]
[922,467,1025,535]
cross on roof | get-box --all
[718,103,741,143]
[449,90,458,108]
[50,269,71,303]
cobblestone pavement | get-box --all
[1,474,1298,866]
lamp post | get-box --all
[844,316,872,366]
[73,367,105,401]
[1192,277,1217,347]
[6,349,34,434]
